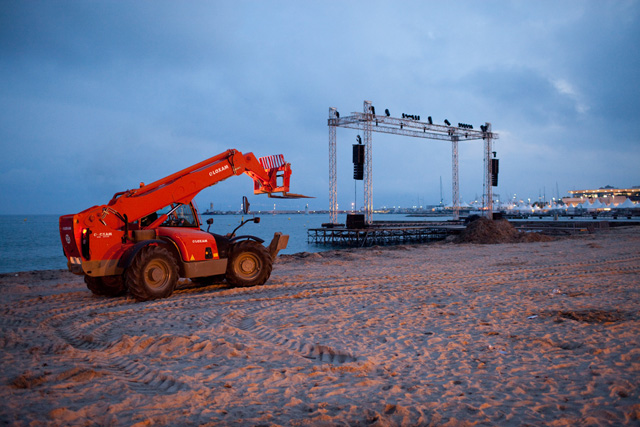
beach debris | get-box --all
[527,315,538,319]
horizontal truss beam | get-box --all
[328,112,498,141]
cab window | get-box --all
[140,204,198,228]
[170,204,197,227]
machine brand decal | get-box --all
[62,226,72,231]
[94,232,113,239]
[208,164,230,176]
[192,239,209,244]
[65,234,71,244]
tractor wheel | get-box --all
[225,240,273,288]
[125,246,179,302]
[84,275,126,297]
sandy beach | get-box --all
[1,227,639,426]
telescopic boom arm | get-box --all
[103,149,308,226]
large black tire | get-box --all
[125,246,179,302]
[84,275,126,297]
[225,240,273,288]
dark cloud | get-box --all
[1,0,639,214]
[465,66,580,125]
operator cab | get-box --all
[139,203,199,228]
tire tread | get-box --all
[126,246,179,301]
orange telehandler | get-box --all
[59,149,306,301]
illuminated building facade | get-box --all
[563,186,640,205]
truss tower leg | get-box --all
[329,108,338,224]
[363,100,373,225]
[483,122,493,220]
[451,135,460,220]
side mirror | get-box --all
[242,196,250,215]
[206,218,213,225]
[254,217,260,224]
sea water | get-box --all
[0,213,443,274]
[0,215,65,274]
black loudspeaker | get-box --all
[353,144,365,180]
[491,159,499,186]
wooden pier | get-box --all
[307,221,465,247]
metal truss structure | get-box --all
[328,100,499,224]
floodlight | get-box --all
[385,109,390,116]
[444,119,451,126]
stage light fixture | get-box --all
[444,119,451,126]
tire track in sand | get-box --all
[224,308,359,364]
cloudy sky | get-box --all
[1,0,639,214]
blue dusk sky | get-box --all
[1,1,639,214]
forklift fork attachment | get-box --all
[268,192,314,199]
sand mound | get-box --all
[457,217,554,244]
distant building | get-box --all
[562,186,640,206]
